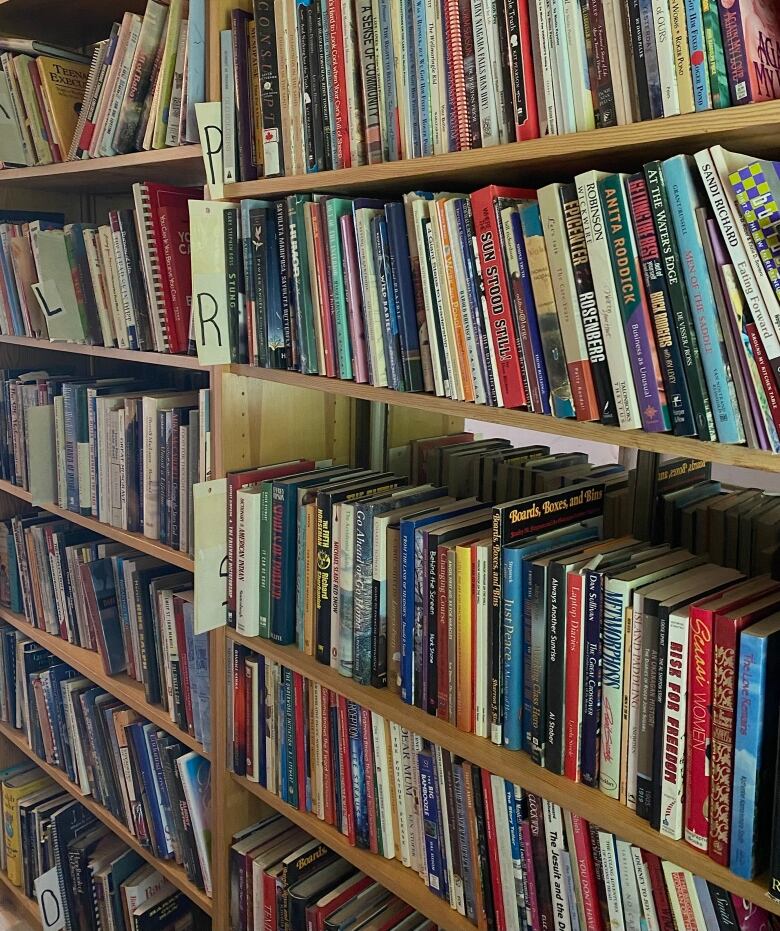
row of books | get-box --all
[228,648,780,931]
[221,0,780,180]
[221,440,780,882]
[0,760,207,931]
[0,627,212,896]
[0,1,205,169]
[0,182,200,356]
[0,373,211,555]
[193,144,780,451]
[230,821,436,931]
[0,512,210,749]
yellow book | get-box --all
[35,55,89,154]
[3,769,52,885]
[455,542,473,733]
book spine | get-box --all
[599,579,626,799]
[627,173,697,437]
[715,0,751,104]
[599,175,671,433]
[586,0,618,128]
[659,611,689,840]
[701,0,730,108]
[580,569,602,787]
[684,607,715,850]
[708,621,740,865]
[669,0,696,112]
[563,571,584,782]
[545,562,567,775]
[623,0,652,119]
[684,0,711,110]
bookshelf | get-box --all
[0,867,42,928]
[0,5,779,928]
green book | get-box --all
[323,196,354,379]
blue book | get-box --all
[346,700,369,848]
[684,0,711,111]
[417,745,446,896]
[730,613,780,879]
[386,202,424,392]
[662,155,744,445]
[283,669,297,808]
[580,567,605,786]
[373,214,404,390]
[503,526,598,751]
[193,627,211,753]
[146,727,174,857]
[399,500,484,703]
[510,210,551,416]
[278,671,288,804]
[452,761,475,921]
[413,0,431,156]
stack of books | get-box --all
[0,182,201,355]
[0,514,210,747]
[192,144,780,451]
[0,372,211,555]
[229,650,780,929]
[0,1,205,168]
[0,760,208,930]
[218,0,780,180]
[230,821,437,930]
[224,443,780,888]
[0,629,212,896]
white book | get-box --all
[548,0,576,133]
[220,29,236,184]
[99,14,142,156]
[0,69,32,166]
[83,229,116,347]
[482,0,508,144]
[615,839,643,927]
[472,0,499,147]
[563,0,595,132]
[543,801,573,931]
[408,195,446,396]
[389,721,411,867]
[659,605,690,839]
[90,14,134,157]
[662,863,708,931]
[98,225,129,349]
[597,831,626,930]
[235,487,262,636]
[699,148,780,352]
[560,851,582,931]
[631,846,661,931]
[575,170,641,428]
[0,55,34,166]
[353,205,389,386]
[653,0,680,116]
[492,774,520,930]
[165,19,189,148]
[531,0,557,135]
[602,0,633,124]
[408,731,428,879]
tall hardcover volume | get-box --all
[470,185,533,409]
[662,155,745,445]
[253,0,286,176]
[598,174,671,433]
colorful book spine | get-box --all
[684,0,712,110]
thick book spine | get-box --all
[470,187,527,409]
[627,172,697,437]
[623,0,652,119]
[599,175,671,433]
[663,155,745,445]
[580,568,602,787]
[254,0,286,176]
[684,606,716,850]
[659,609,689,840]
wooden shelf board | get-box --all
[0,479,194,571]
[0,335,207,370]
[225,101,780,199]
[229,364,779,472]
[0,607,208,760]
[0,868,41,928]
[0,720,212,914]
[0,146,204,193]
[232,775,473,930]
[228,631,780,916]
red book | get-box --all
[326,0,349,168]
[568,812,604,931]
[520,817,541,927]
[684,578,778,851]
[709,587,780,864]
[293,672,307,810]
[320,686,333,825]
[563,570,585,781]
[336,695,356,843]
[173,592,195,734]
[443,0,468,150]
[470,185,537,409]
[226,460,315,625]
[245,659,254,777]
[436,544,450,720]
[263,867,279,931]
[308,202,338,377]
[730,895,778,929]
[504,0,539,141]
[133,182,204,353]
[642,851,675,931]
[306,873,374,931]
[480,768,507,930]
[360,707,379,854]
[232,643,247,776]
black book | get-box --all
[287,858,355,929]
[559,184,616,426]
[525,792,554,930]
[275,199,295,371]
[130,560,183,705]
[707,884,740,928]
[224,205,242,364]
[231,9,257,183]
[469,765,495,929]
[117,209,153,352]
[297,0,318,172]
[50,799,97,930]
[253,0,286,177]
[622,0,651,120]
[248,206,269,368]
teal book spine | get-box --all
[324,198,354,378]
[662,155,745,445]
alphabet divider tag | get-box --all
[34,867,65,930]
[193,478,228,632]
[195,101,224,199]
[188,199,233,365]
